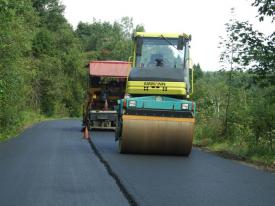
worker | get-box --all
[147,53,165,67]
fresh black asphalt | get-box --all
[91,131,275,206]
[1,119,274,206]
[0,120,128,206]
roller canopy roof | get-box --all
[89,61,131,78]
[134,32,191,40]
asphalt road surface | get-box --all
[91,129,275,206]
[0,119,274,206]
[0,120,128,206]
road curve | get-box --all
[0,120,128,206]
[91,131,275,206]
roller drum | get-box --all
[119,115,194,155]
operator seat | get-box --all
[147,53,164,67]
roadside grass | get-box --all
[0,111,72,142]
[194,127,275,170]
[209,142,275,169]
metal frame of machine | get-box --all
[83,61,131,130]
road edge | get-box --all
[194,145,275,173]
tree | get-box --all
[218,8,240,135]
[193,63,203,82]
[76,17,144,62]
[220,2,274,83]
[252,0,275,22]
[0,0,37,132]
[31,0,85,116]
[134,24,145,33]
[217,1,274,151]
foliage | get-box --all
[0,0,37,133]
[0,0,85,138]
[0,0,145,140]
[224,21,274,81]
[76,17,144,62]
[194,71,275,165]
[195,1,274,165]
[193,63,203,83]
[252,0,275,22]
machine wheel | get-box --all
[119,115,194,155]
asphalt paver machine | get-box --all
[83,61,131,130]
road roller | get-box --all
[115,32,196,155]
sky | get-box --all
[61,0,274,71]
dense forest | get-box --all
[0,0,142,139]
[0,0,274,164]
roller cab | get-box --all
[116,32,196,155]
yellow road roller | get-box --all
[115,32,196,156]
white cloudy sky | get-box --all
[61,0,274,71]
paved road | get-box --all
[92,131,275,206]
[0,120,128,206]
[1,120,275,206]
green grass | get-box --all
[0,111,45,142]
[194,121,275,168]
[0,111,73,142]
[194,136,275,168]
[210,142,248,158]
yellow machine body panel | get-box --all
[127,81,187,96]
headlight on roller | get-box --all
[128,100,136,107]
[181,103,189,110]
